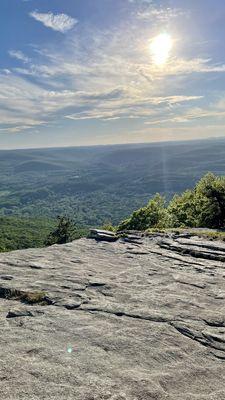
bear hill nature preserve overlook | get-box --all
[1,0,225,399]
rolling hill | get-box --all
[1,138,225,226]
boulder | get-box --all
[88,228,118,241]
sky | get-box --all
[0,0,225,149]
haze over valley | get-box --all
[1,138,225,226]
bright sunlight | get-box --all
[150,33,173,65]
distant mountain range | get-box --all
[1,138,225,226]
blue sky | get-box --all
[0,0,225,149]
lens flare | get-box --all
[67,346,73,353]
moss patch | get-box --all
[0,287,52,305]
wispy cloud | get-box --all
[137,7,186,22]
[129,0,188,23]
[128,0,153,4]
[8,50,30,63]
[1,5,225,136]
[145,107,225,125]
[65,95,203,121]
[30,11,78,33]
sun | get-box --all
[149,33,173,66]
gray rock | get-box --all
[6,308,44,318]
[159,236,225,261]
[0,233,224,399]
[7,309,34,318]
[89,229,118,241]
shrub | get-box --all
[195,173,225,228]
[101,221,116,231]
[118,173,225,231]
[118,194,171,231]
[168,190,197,228]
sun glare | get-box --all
[150,33,173,66]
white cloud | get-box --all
[1,15,225,135]
[137,7,186,21]
[138,58,225,79]
[65,95,203,121]
[128,0,153,3]
[8,50,30,63]
[30,11,78,33]
[145,107,225,126]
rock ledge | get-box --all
[0,233,224,399]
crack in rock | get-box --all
[171,322,225,353]
[0,233,225,397]
[81,307,170,323]
[159,240,225,262]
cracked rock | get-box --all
[0,233,224,399]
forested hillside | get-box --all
[0,217,54,252]
[1,139,225,226]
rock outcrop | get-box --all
[0,233,224,399]
[89,229,118,241]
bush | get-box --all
[168,190,197,228]
[101,221,116,231]
[118,173,225,231]
[195,173,225,228]
[118,194,172,231]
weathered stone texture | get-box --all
[0,233,224,399]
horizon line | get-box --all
[1,135,225,152]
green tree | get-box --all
[118,173,225,231]
[167,173,225,229]
[168,190,197,228]
[194,173,225,228]
[118,194,171,231]
[45,216,76,245]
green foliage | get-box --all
[101,221,116,232]
[170,173,225,229]
[45,216,87,246]
[195,173,225,228]
[1,140,225,228]
[1,170,225,253]
[118,173,225,231]
[168,190,197,228]
[118,194,171,231]
[0,216,55,252]
[0,215,87,253]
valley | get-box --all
[1,138,225,226]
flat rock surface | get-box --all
[0,234,224,399]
